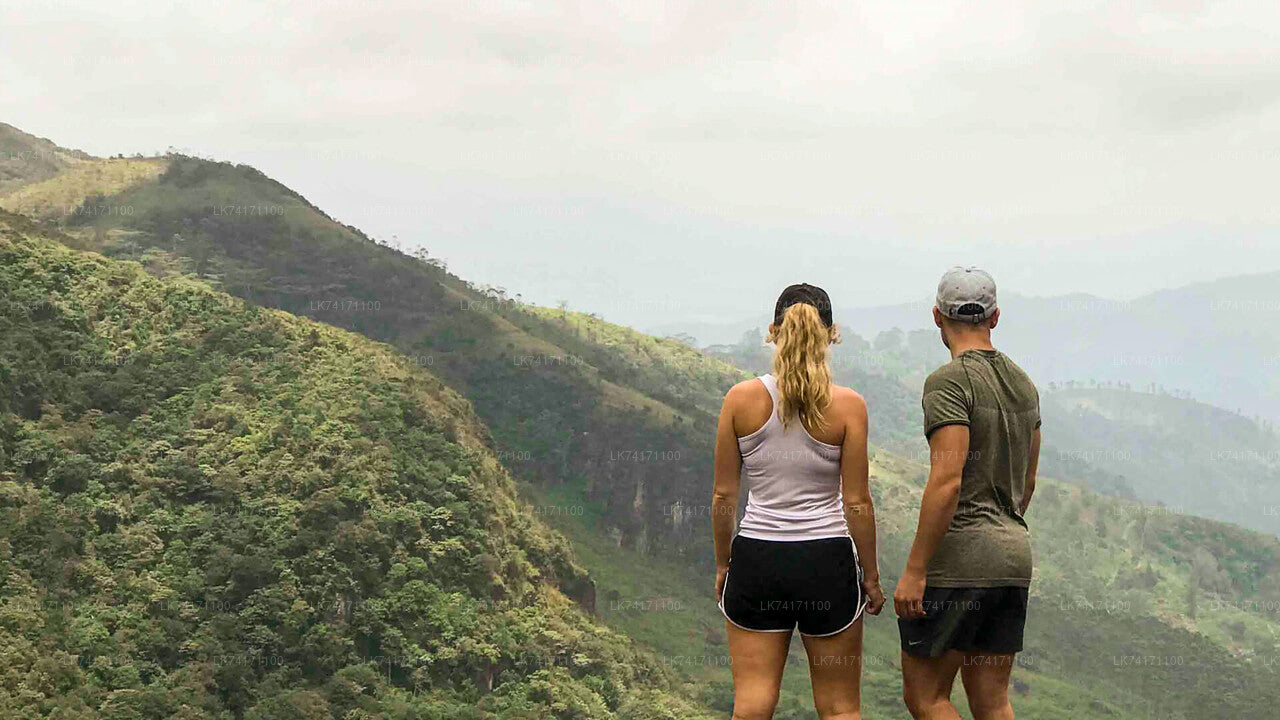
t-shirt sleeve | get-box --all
[922,369,972,438]
[1034,387,1042,429]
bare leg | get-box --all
[727,622,792,720]
[901,650,964,720]
[800,619,863,719]
[960,652,1016,720]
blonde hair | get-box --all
[766,302,841,430]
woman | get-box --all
[713,283,885,720]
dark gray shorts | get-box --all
[898,586,1028,658]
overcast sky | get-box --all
[3,0,1279,329]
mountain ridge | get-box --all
[0,210,715,718]
[6,120,1280,717]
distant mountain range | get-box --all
[1042,387,1280,534]
[656,279,1280,423]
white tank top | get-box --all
[736,374,850,542]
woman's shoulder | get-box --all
[828,384,868,420]
[723,377,772,412]
[726,376,766,399]
[830,383,866,406]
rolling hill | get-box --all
[0,122,92,195]
[1040,386,1280,534]
[0,141,745,564]
[6,121,1280,717]
[666,281,1280,425]
[0,211,713,718]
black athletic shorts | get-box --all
[897,586,1028,658]
[719,535,866,637]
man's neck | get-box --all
[947,334,996,359]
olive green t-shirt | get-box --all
[922,349,1039,588]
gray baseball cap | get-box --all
[936,266,997,323]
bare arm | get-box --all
[1020,427,1041,515]
[839,392,884,614]
[895,424,969,618]
[712,387,743,579]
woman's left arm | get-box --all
[841,391,884,615]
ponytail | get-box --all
[766,303,840,430]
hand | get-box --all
[893,568,927,619]
[862,575,886,616]
[714,566,728,603]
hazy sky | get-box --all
[3,0,1279,328]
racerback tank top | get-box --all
[736,374,850,542]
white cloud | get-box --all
[2,0,1278,325]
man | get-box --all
[894,267,1041,720]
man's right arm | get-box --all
[896,368,972,619]
[894,425,969,619]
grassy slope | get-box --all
[0,156,168,221]
[0,122,91,194]
[0,212,714,719]
[518,306,748,420]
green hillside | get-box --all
[6,123,1280,717]
[0,156,166,223]
[0,122,91,195]
[0,149,740,562]
[524,444,1280,719]
[1040,387,1280,534]
[0,212,713,719]
[522,443,1280,717]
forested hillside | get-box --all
[535,449,1280,719]
[0,213,712,718]
[0,149,741,563]
[1040,387,1280,534]
[7,122,1280,717]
